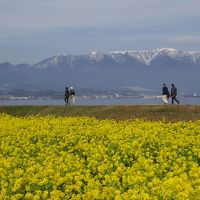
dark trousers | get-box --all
[171,96,179,104]
[64,97,69,104]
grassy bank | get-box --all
[0,105,200,121]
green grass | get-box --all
[0,105,200,121]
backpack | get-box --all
[70,89,75,96]
[171,87,177,96]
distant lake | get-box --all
[0,96,199,106]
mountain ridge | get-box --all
[0,48,200,94]
[33,48,200,68]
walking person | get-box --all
[64,87,70,105]
[69,87,76,105]
[162,83,170,104]
[171,83,180,104]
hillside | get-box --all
[1,48,200,94]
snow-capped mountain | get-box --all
[110,48,200,65]
[33,48,200,68]
[1,48,200,93]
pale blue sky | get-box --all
[0,0,200,64]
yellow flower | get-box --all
[0,114,199,199]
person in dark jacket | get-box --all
[64,87,70,105]
[171,83,180,104]
[162,83,170,104]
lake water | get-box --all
[0,96,199,106]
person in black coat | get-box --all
[162,83,170,104]
[64,87,70,105]
[171,83,180,104]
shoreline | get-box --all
[1,105,200,122]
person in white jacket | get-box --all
[69,87,76,105]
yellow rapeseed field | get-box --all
[0,114,200,199]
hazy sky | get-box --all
[0,0,200,64]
